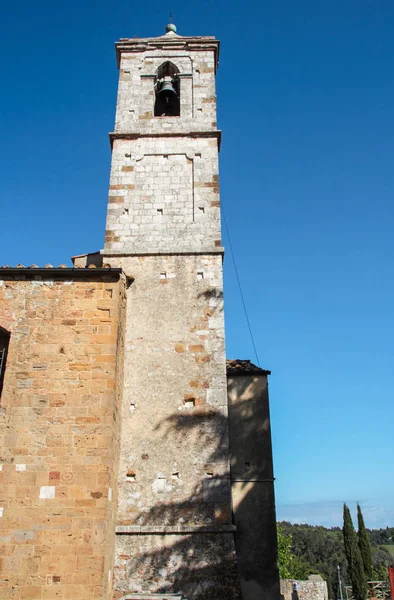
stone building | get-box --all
[280,577,329,600]
[0,24,279,600]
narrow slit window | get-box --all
[0,328,10,398]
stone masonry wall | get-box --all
[103,275,126,600]
[115,46,217,133]
[0,274,123,600]
[102,30,240,600]
[102,254,241,600]
[280,579,329,600]
[228,373,280,600]
[104,136,221,255]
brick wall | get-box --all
[0,273,123,600]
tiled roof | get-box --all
[0,264,112,269]
[226,359,271,376]
[0,265,122,279]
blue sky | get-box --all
[1,0,394,528]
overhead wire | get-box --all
[222,208,261,367]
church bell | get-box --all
[157,76,178,102]
[154,73,180,116]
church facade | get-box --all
[0,25,279,600]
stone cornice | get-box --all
[109,130,221,151]
[101,249,225,257]
[116,524,236,534]
[115,36,220,71]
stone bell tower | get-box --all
[102,24,242,600]
[103,24,222,255]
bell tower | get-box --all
[102,24,241,599]
[103,23,222,256]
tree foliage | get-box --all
[277,526,310,579]
[278,521,346,597]
[278,518,394,599]
[368,527,394,546]
[277,526,310,580]
[277,526,295,579]
[371,545,393,581]
[357,504,373,580]
[343,504,368,600]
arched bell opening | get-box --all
[154,61,180,117]
[0,326,10,398]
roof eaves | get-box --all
[226,359,271,376]
[0,267,123,279]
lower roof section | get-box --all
[0,267,122,280]
[226,359,271,376]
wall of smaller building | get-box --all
[227,372,280,600]
[0,273,123,600]
[280,579,329,600]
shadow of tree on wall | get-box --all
[113,374,279,600]
[196,288,224,303]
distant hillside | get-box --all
[381,544,394,558]
[278,522,394,598]
[368,527,394,546]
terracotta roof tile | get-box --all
[0,265,116,270]
[0,266,122,278]
[226,359,270,376]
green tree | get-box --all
[277,526,309,580]
[371,546,392,581]
[343,504,368,600]
[278,521,346,597]
[277,526,294,579]
[277,520,394,596]
[357,504,373,580]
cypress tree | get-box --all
[343,503,368,600]
[357,504,373,580]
